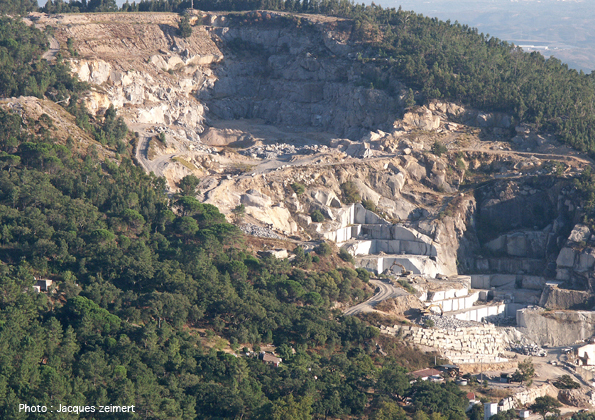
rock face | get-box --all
[403,107,441,131]
[558,389,595,408]
[517,307,595,346]
[555,224,595,288]
[204,18,404,139]
[539,285,595,310]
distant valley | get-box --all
[380,0,595,72]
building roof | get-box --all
[466,392,475,400]
[411,368,442,378]
[262,353,282,364]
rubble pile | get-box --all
[240,143,330,160]
[240,224,283,239]
[419,314,480,329]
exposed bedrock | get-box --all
[203,25,404,139]
[469,178,576,276]
[517,307,595,346]
[539,284,595,310]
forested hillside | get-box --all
[0,16,478,420]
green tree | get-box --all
[512,358,535,385]
[271,394,313,420]
[232,204,246,225]
[179,15,192,38]
[373,400,408,420]
[377,361,410,398]
[178,174,200,196]
[529,396,562,420]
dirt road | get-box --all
[42,37,60,61]
[344,279,407,316]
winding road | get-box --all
[344,279,407,316]
[134,130,176,178]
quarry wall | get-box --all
[517,307,595,346]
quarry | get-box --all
[12,9,595,413]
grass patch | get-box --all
[173,156,197,171]
[230,163,255,174]
[397,279,416,294]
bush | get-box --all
[312,255,320,263]
[397,279,416,294]
[290,182,305,195]
[310,210,325,223]
[553,375,580,389]
[356,268,370,282]
[423,318,435,328]
[341,181,361,204]
[432,141,448,157]
[361,199,376,212]
[316,242,332,256]
[455,157,466,169]
[339,248,355,264]
[179,15,192,38]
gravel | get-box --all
[419,314,482,329]
[240,223,283,239]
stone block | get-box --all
[471,275,491,289]
[557,247,577,268]
[577,249,595,272]
[522,276,546,290]
[491,274,516,288]
[486,235,506,253]
[507,232,528,257]
[556,268,571,281]
[391,226,418,241]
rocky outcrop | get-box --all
[517,307,595,346]
[204,20,404,139]
[485,229,552,259]
[539,284,595,310]
[555,224,595,288]
[402,107,441,131]
[558,389,595,408]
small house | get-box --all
[35,278,53,292]
[260,352,282,367]
[411,368,442,382]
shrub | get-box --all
[361,199,376,212]
[455,157,466,169]
[339,248,355,264]
[553,375,580,389]
[341,181,361,204]
[290,182,305,195]
[312,255,320,263]
[356,268,370,282]
[397,279,416,294]
[316,242,332,256]
[311,210,325,223]
[179,16,192,38]
[423,318,435,328]
[432,141,447,157]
